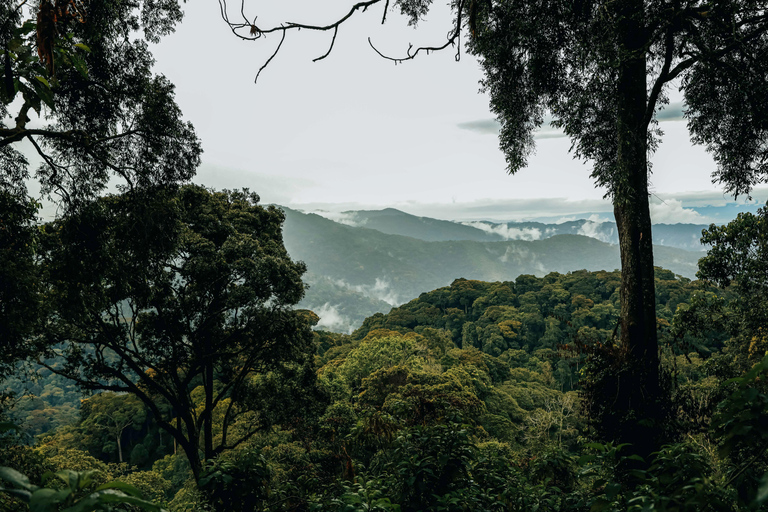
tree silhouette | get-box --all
[39,185,314,481]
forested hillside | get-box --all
[3,0,768,510]
[282,208,703,331]
[5,256,768,511]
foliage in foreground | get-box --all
[3,208,768,511]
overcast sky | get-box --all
[147,0,766,224]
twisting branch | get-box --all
[369,0,465,63]
[220,0,465,80]
[25,134,69,199]
[370,0,465,63]
[219,0,383,40]
[314,25,339,62]
[255,27,285,84]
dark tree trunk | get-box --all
[117,432,123,463]
[204,360,214,461]
[611,0,664,458]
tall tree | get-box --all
[0,0,200,373]
[0,0,200,206]
[80,393,147,464]
[225,0,768,452]
[0,191,41,381]
[39,185,314,481]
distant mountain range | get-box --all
[280,207,705,333]
[318,207,710,251]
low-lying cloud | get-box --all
[314,302,355,334]
[334,278,401,306]
[457,102,686,139]
[456,118,567,139]
[462,221,543,241]
[576,215,616,243]
[499,245,546,274]
[650,198,705,224]
[455,119,500,135]
[311,211,366,227]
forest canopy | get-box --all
[2,0,768,511]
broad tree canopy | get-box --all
[39,185,314,479]
[0,0,200,207]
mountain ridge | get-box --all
[279,207,702,333]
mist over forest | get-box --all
[3,1,768,512]
[282,207,705,332]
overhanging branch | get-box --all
[220,0,466,81]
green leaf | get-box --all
[757,471,768,504]
[74,43,91,52]
[1,486,33,502]
[94,480,144,497]
[29,487,72,511]
[89,489,167,512]
[35,76,51,88]
[71,54,88,78]
[32,77,55,111]
[54,469,80,491]
[0,466,34,491]
[584,442,607,452]
[605,481,622,500]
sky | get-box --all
[143,0,767,224]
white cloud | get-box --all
[333,278,401,306]
[576,215,615,243]
[499,245,546,274]
[314,303,355,334]
[462,221,542,241]
[311,210,366,227]
[649,199,706,224]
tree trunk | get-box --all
[204,360,214,461]
[612,0,664,458]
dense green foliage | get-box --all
[35,185,314,481]
[2,1,768,510]
[1,0,199,205]
[5,250,768,511]
[0,192,41,382]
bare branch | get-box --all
[368,0,465,64]
[314,25,339,62]
[255,28,286,84]
[25,135,68,199]
[220,0,382,40]
[222,0,466,80]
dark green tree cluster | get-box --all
[1,0,201,385]
[6,255,768,511]
[3,0,768,510]
[35,185,314,481]
[1,0,200,203]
